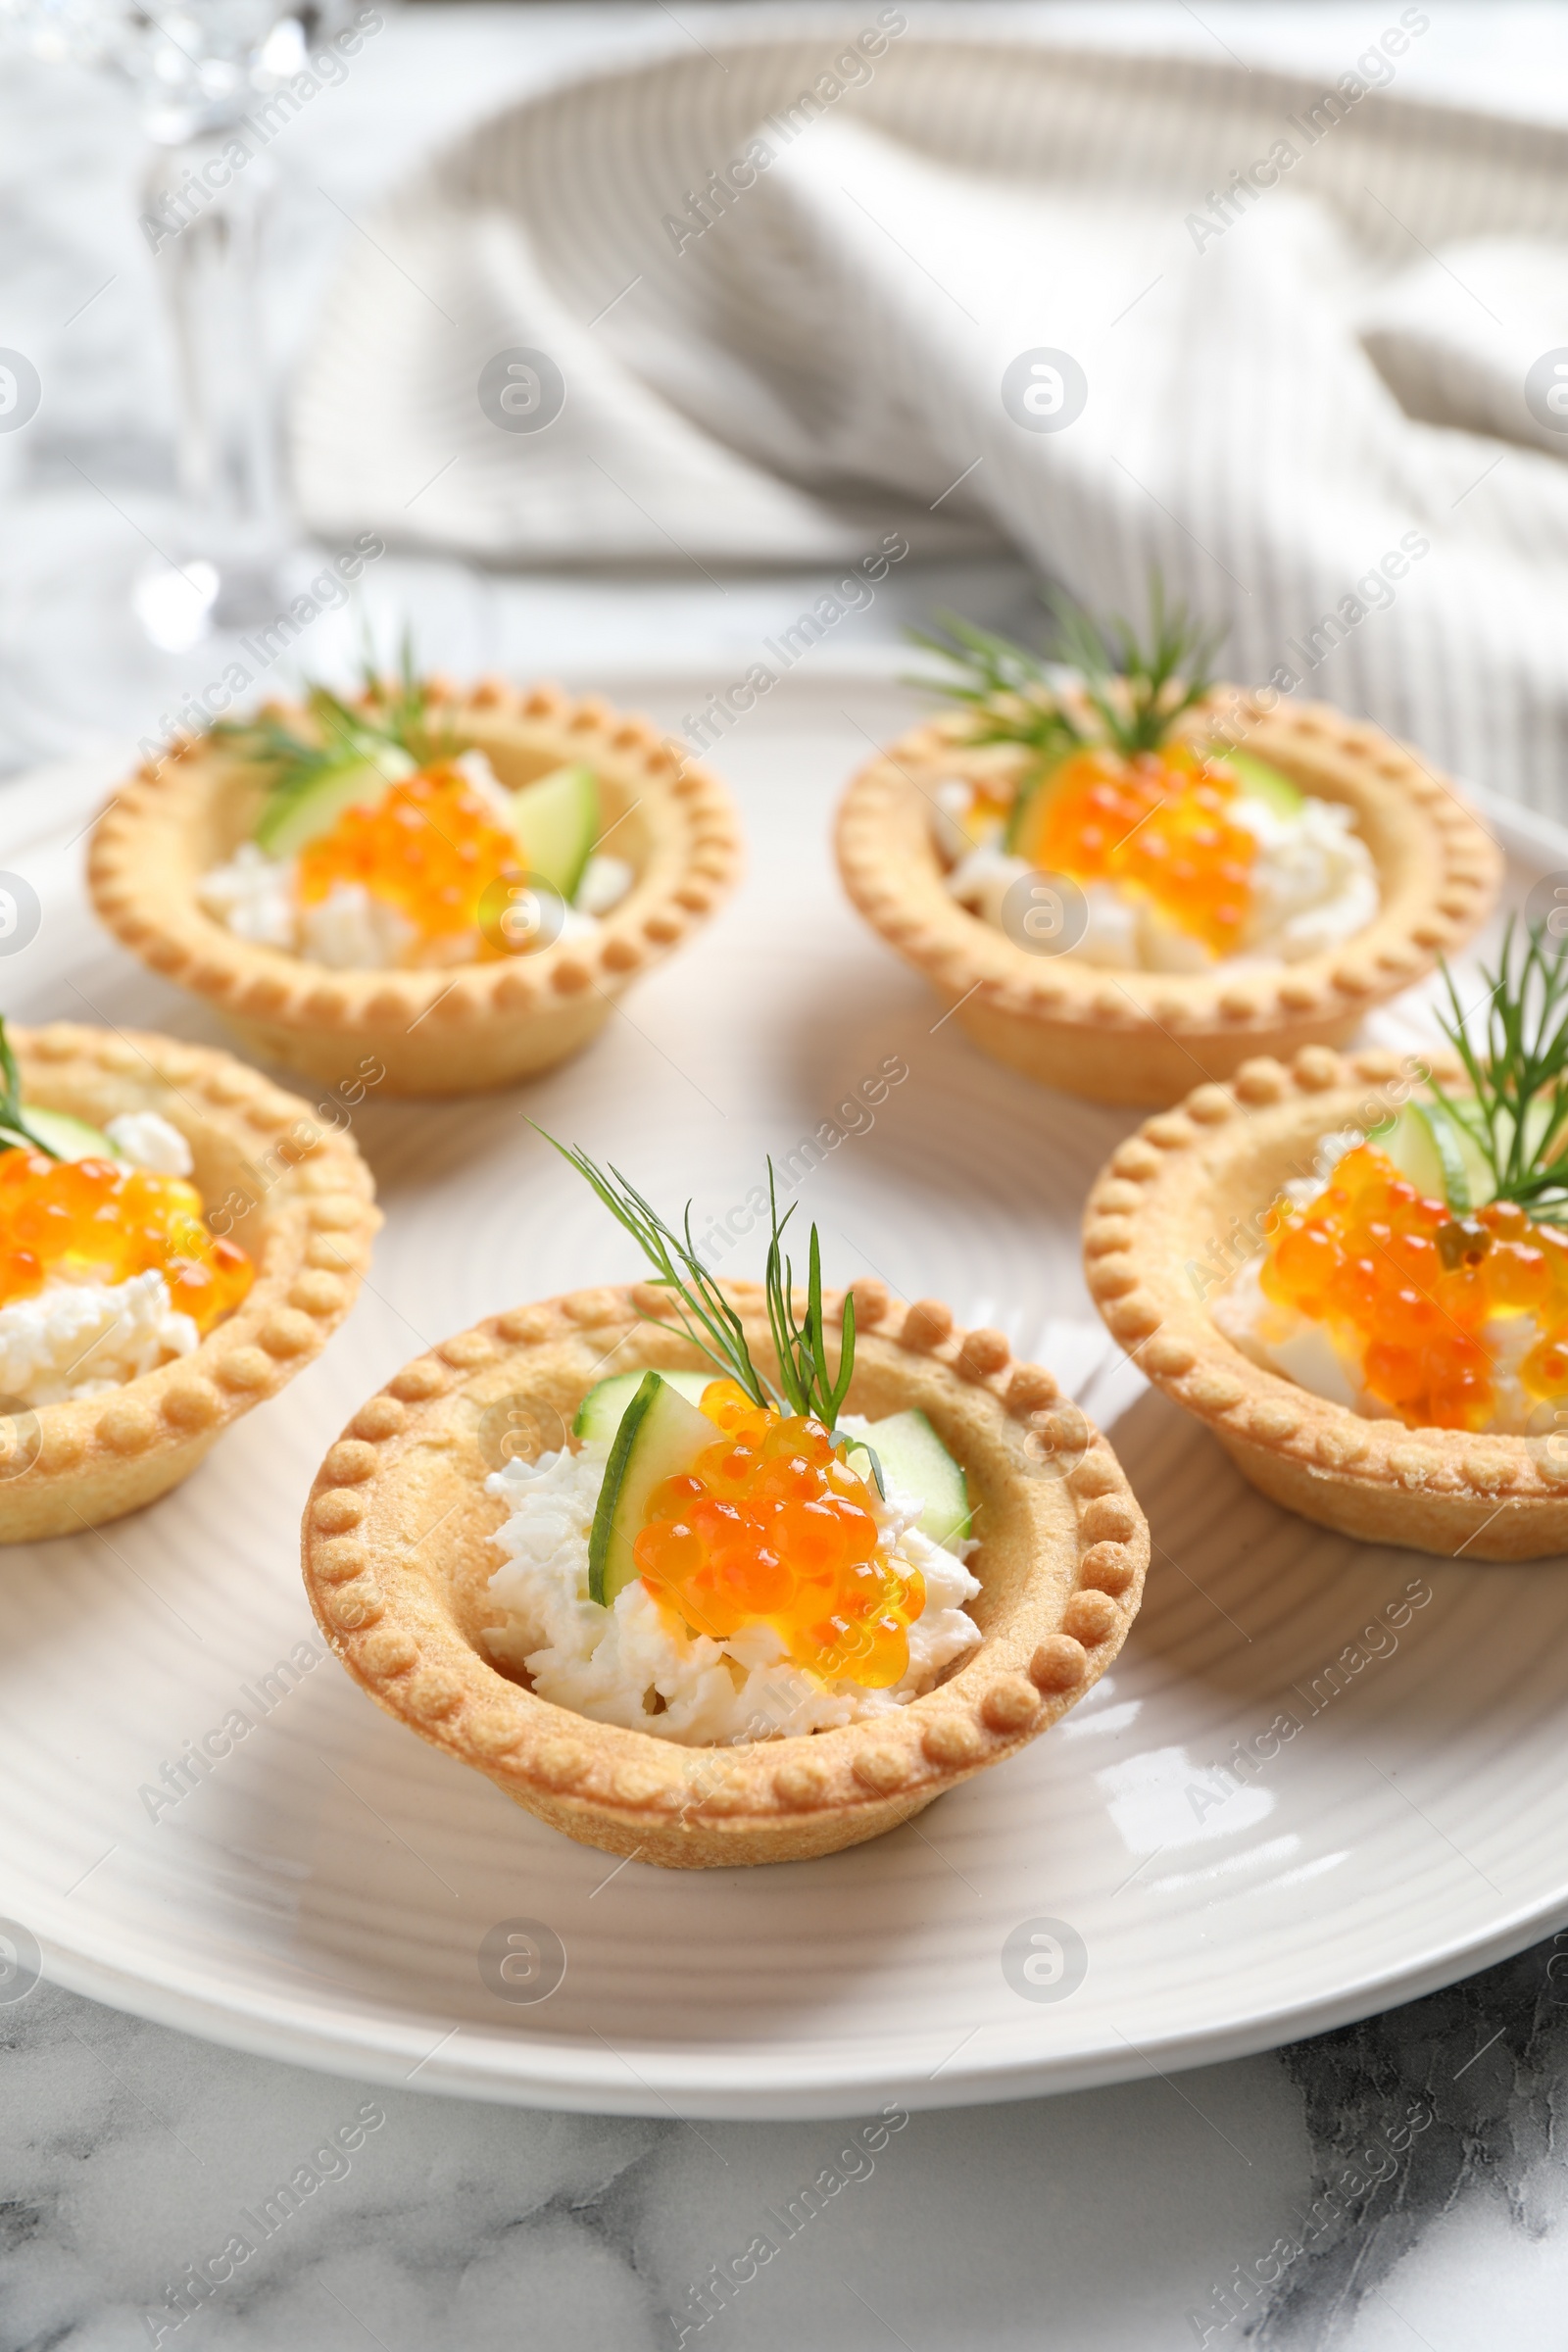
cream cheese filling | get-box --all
[483,1435,982,1747]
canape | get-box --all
[87,662,741,1097]
[0,1020,377,1539]
[1083,927,1568,1559]
[302,1152,1148,1868]
[836,595,1499,1106]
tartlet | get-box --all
[300,1281,1149,1868]
[1080,1042,1568,1561]
[0,1022,378,1539]
[837,691,1500,1107]
[86,677,741,1097]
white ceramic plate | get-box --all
[2,658,1566,2121]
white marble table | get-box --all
[3,8,1568,2347]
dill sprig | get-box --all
[215,627,455,827]
[537,1132,858,1433]
[1433,919,1568,1224]
[0,1019,58,1158]
[908,574,1225,760]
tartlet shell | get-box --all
[86,679,742,1097]
[0,1024,379,1540]
[300,1281,1150,1869]
[1082,1043,1568,1561]
[836,691,1501,1107]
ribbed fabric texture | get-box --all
[292,24,1568,811]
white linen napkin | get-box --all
[292,25,1568,809]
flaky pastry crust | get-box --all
[1083,1043,1568,1561]
[86,679,742,1097]
[300,1281,1150,1868]
[836,691,1500,1107]
[0,1023,379,1540]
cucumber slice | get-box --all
[11,1106,117,1160]
[1212,748,1303,816]
[510,764,600,901]
[1379,1102,1491,1213]
[848,1408,971,1549]
[256,748,416,858]
[1004,755,1073,858]
[573,1366,712,1446]
[588,1372,719,1606]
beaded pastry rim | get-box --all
[299,1280,1151,1868]
[84,678,742,1063]
[834,690,1501,1043]
[1082,1042,1568,1562]
[0,1023,380,1534]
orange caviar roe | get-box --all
[631,1378,925,1689]
[0,1150,253,1334]
[1260,1142,1568,1431]
[1015,743,1257,957]
[297,764,520,950]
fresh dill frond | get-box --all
[537,1132,860,1432]
[0,1018,59,1157]
[213,625,456,824]
[1432,919,1568,1224]
[906,574,1225,761]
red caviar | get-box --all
[1260,1142,1568,1431]
[631,1378,925,1687]
[0,1150,253,1334]
[1015,743,1257,957]
[297,764,521,951]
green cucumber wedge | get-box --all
[848,1408,970,1550]
[1378,1102,1490,1213]
[11,1106,118,1160]
[1213,748,1303,816]
[588,1372,720,1606]
[255,747,416,858]
[510,764,600,901]
[574,1366,712,1446]
[1004,754,1073,857]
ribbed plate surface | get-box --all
[1,658,1564,2118]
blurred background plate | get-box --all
[0,654,1564,2120]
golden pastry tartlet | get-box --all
[0,1023,378,1539]
[838,600,1498,1106]
[86,674,741,1097]
[301,1280,1148,1869]
[1081,1038,1568,1561]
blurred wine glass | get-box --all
[0,0,359,757]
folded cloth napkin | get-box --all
[293,24,1568,809]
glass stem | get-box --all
[142,134,287,621]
